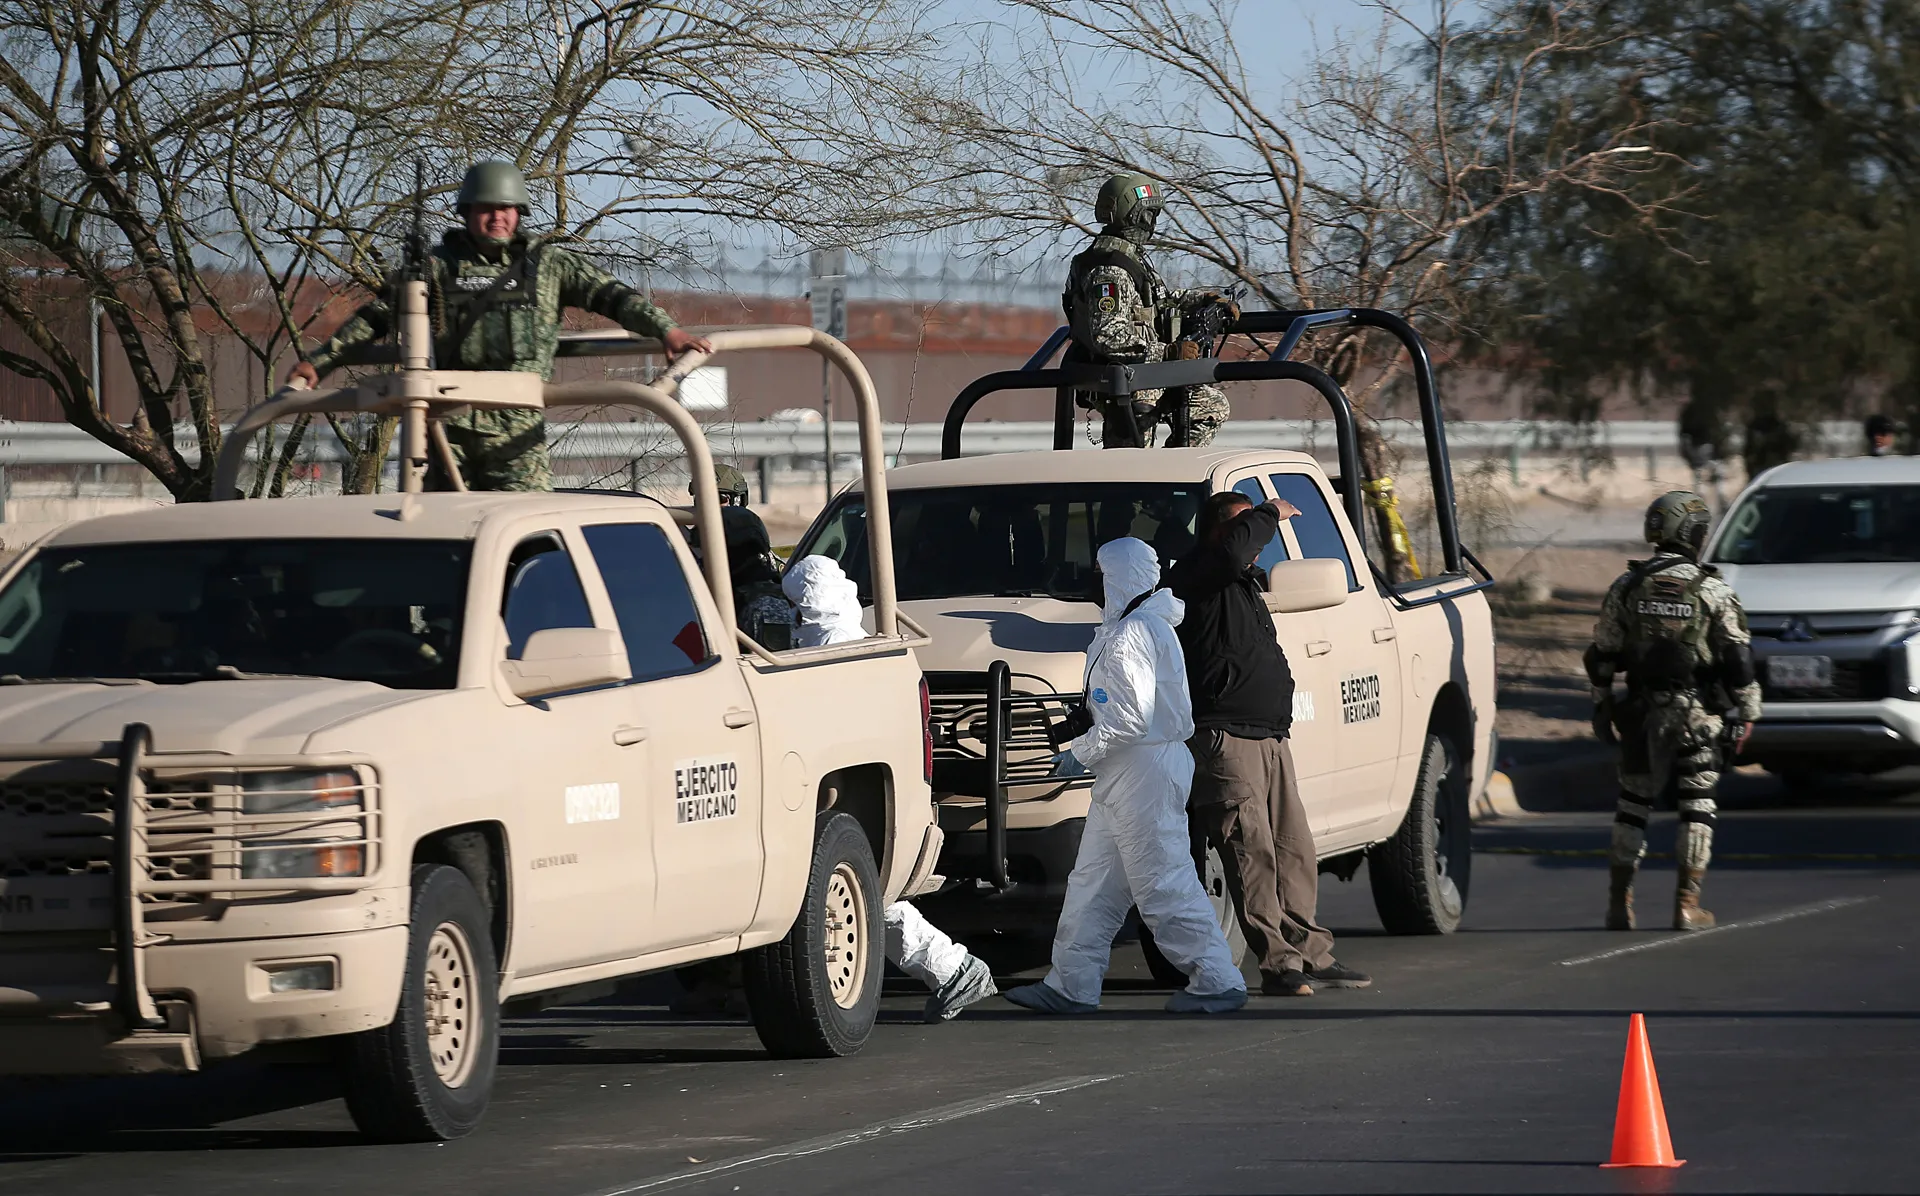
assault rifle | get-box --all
[1168,284,1244,360]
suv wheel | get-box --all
[1369,731,1470,935]
[343,864,500,1142]
[1137,844,1247,987]
[743,812,882,1058]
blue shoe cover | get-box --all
[1165,987,1248,1014]
[1002,982,1098,1014]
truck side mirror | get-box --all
[500,627,631,699]
[1264,558,1349,613]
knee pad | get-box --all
[1677,799,1717,827]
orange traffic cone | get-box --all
[1601,1013,1685,1168]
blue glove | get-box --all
[1053,749,1088,778]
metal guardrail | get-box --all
[0,418,1869,467]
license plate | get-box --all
[1768,655,1832,690]
[0,877,114,931]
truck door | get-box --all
[580,521,765,951]
[496,530,656,975]
[1267,471,1403,841]
[1221,473,1341,840]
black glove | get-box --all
[1049,704,1096,749]
[1719,713,1751,762]
[1591,691,1617,746]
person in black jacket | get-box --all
[1168,491,1371,996]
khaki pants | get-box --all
[1187,730,1334,976]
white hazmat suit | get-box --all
[1023,537,1246,1010]
[784,553,996,1021]
[783,556,867,649]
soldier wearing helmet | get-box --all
[687,465,793,651]
[1061,173,1230,448]
[288,160,713,491]
[1584,491,1761,932]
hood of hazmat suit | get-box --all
[783,555,866,648]
[1042,536,1244,1005]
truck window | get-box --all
[582,522,712,680]
[1232,478,1289,574]
[502,535,595,659]
[797,482,1206,602]
[1269,473,1359,591]
[0,539,469,687]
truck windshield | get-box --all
[0,539,471,688]
[799,482,1207,602]
[1712,485,1920,565]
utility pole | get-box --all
[808,249,847,499]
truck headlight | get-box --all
[240,770,362,814]
[243,844,365,879]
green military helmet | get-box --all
[1094,172,1165,234]
[1644,490,1713,556]
[691,463,750,507]
[456,160,531,213]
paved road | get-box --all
[4,798,1918,1195]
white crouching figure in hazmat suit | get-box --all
[1004,537,1248,1015]
[784,556,999,1022]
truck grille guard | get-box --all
[1,723,381,1029]
[926,660,1093,891]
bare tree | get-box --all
[0,0,953,499]
[926,0,1682,575]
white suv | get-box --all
[1708,456,1920,787]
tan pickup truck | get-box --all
[788,309,1497,969]
[0,307,935,1142]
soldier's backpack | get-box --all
[1620,557,1716,691]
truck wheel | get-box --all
[342,864,499,1143]
[1137,844,1248,987]
[743,812,882,1058]
[1369,732,1470,935]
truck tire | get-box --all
[1369,731,1470,935]
[343,864,500,1142]
[1137,844,1248,987]
[743,812,882,1058]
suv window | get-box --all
[502,535,595,659]
[1269,473,1359,590]
[1232,478,1290,574]
[582,523,711,680]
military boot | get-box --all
[1605,864,1637,931]
[1673,867,1716,931]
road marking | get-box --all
[1481,847,1920,863]
[583,1074,1115,1194]
[1557,896,1876,967]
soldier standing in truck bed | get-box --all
[1062,173,1231,449]
[289,160,712,491]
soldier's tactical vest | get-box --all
[433,240,546,368]
[1620,557,1715,691]
[1061,236,1173,355]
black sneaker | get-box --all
[1261,969,1314,997]
[1306,960,1372,989]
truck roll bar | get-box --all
[215,297,902,638]
[940,306,1467,579]
[941,357,1367,550]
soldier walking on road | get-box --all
[1585,491,1762,931]
[1062,173,1232,449]
[288,160,712,491]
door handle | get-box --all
[723,708,757,729]
[1306,640,1333,657]
[1373,627,1397,643]
[612,725,648,746]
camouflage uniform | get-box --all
[1586,496,1762,931]
[308,228,682,492]
[1066,236,1229,448]
[690,506,792,650]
